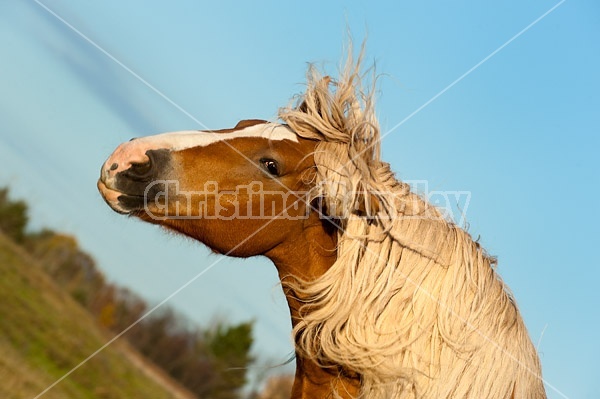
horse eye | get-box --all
[260,158,280,176]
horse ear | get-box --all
[234,119,267,129]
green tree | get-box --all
[205,321,255,399]
[0,187,29,243]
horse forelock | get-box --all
[279,44,545,398]
[280,45,383,222]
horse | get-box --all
[97,50,546,399]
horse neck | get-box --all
[265,210,337,325]
[265,213,361,399]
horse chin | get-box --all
[116,194,147,212]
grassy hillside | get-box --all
[0,232,189,399]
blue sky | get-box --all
[1,1,598,397]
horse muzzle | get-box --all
[98,146,174,214]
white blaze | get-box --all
[137,122,298,150]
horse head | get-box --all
[98,118,338,262]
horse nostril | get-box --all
[118,149,170,183]
[128,160,153,179]
[110,163,118,171]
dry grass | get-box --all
[0,232,190,399]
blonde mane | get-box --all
[279,45,546,398]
